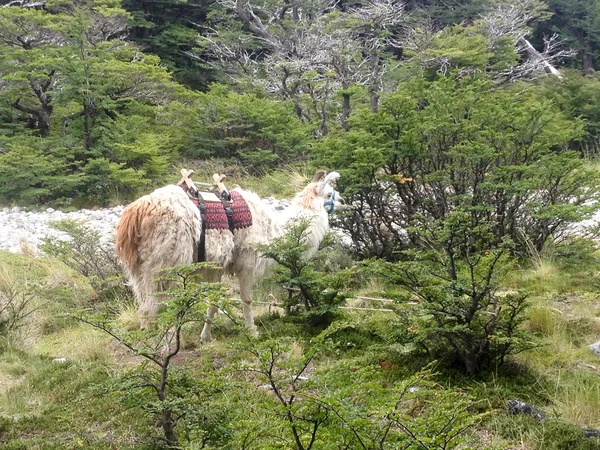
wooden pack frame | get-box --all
[177,168,229,203]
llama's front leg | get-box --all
[200,305,219,343]
[200,268,224,343]
[239,272,258,337]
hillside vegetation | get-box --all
[2,0,600,448]
[2,0,600,209]
[0,224,600,449]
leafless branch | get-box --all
[3,0,47,8]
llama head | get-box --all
[312,171,347,213]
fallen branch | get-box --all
[518,37,562,78]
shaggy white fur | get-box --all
[115,171,343,339]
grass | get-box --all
[554,371,600,428]
[489,243,600,445]
[2,240,600,448]
[36,325,113,363]
[527,305,564,336]
[0,353,146,449]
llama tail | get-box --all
[115,201,148,274]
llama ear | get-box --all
[311,170,326,183]
[322,171,340,186]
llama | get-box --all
[115,171,345,341]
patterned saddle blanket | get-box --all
[191,190,253,231]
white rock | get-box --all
[589,341,600,355]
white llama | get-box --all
[115,171,344,341]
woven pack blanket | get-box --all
[196,190,253,231]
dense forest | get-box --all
[2,0,600,449]
[2,0,600,208]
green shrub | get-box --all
[39,219,130,304]
[317,74,600,259]
[0,141,84,206]
[369,210,535,375]
[260,219,355,323]
[184,85,311,174]
[81,263,231,448]
[232,323,486,449]
[535,420,600,450]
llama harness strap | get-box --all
[177,169,253,261]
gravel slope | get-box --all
[0,198,293,254]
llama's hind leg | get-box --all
[200,268,224,343]
[138,293,159,329]
[239,271,258,337]
[135,274,161,329]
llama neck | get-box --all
[289,194,329,258]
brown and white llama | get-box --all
[115,171,344,341]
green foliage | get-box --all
[0,3,181,206]
[368,209,535,375]
[81,157,150,206]
[121,0,216,90]
[80,263,230,447]
[318,74,599,259]
[2,247,600,449]
[184,86,311,175]
[232,324,486,449]
[403,24,510,77]
[236,324,483,450]
[39,219,128,302]
[260,219,354,320]
[540,71,600,157]
[0,140,85,205]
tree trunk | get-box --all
[370,91,379,113]
[293,100,303,121]
[83,101,93,150]
[463,352,480,376]
[38,110,51,138]
[162,409,179,447]
[11,94,53,138]
[370,53,380,113]
[340,91,351,131]
[583,50,594,76]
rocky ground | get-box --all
[1,199,598,255]
[0,206,124,254]
[0,198,294,254]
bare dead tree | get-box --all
[393,1,572,84]
[348,0,405,111]
[479,0,573,81]
[197,0,406,133]
[3,0,47,8]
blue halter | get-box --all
[324,190,336,214]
